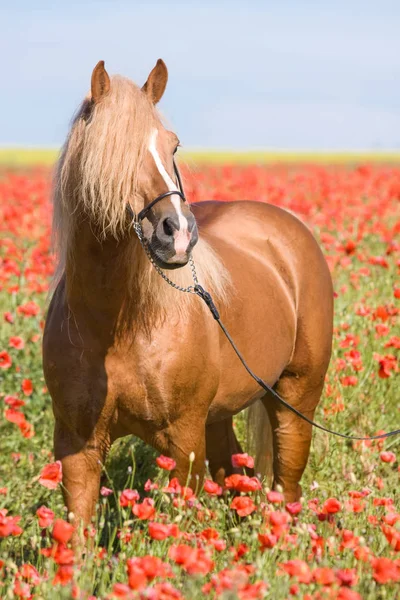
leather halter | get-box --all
[135,159,186,222]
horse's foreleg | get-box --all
[206,417,250,486]
[165,414,207,493]
[54,420,110,544]
[263,376,324,502]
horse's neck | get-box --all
[65,221,139,317]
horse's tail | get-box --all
[246,400,274,485]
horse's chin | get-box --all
[150,248,190,270]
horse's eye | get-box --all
[173,144,180,155]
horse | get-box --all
[43,59,333,531]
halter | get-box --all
[128,159,400,443]
[130,159,187,223]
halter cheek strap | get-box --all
[137,190,185,222]
[128,159,187,223]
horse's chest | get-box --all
[106,327,219,433]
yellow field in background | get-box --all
[1,147,400,166]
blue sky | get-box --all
[2,0,400,149]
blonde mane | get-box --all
[52,74,230,320]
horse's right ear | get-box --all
[91,60,111,102]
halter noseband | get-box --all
[130,159,187,223]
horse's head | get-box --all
[88,60,198,270]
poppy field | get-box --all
[0,160,399,599]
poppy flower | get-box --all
[21,379,33,396]
[380,451,396,463]
[119,489,140,507]
[322,497,342,514]
[9,336,25,349]
[132,498,156,520]
[230,496,256,517]
[231,453,254,469]
[312,567,335,585]
[225,474,261,493]
[52,519,74,544]
[156,455,176,471]
[372,557,400,584]
[36,505,55,528]
[148,522,179,540]
[38,461,62,489]
[203,479,223,495]
[0,350,12,369]
[279,560,312,584]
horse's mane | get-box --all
[51,74,230,319]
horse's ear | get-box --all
[91,60,111,103]
[142,59,168,104]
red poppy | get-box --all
[381,524,400,551]
[230,496,256,517]
[336,568,358,587]
[132,498,156,520]
[372,557,400,584]
[278,560,312,584]
[119,489,140,507]
[322,497,341,514]
[231,453,254,469]
[21,379,33,396]
[19,563,41,585]
[0,350,12,369]
[53,565,74,586]
[312,567,335,585]
[9,336,25,349]
[36,505,55,528]
[0,509,23,537]
[258,533,278,549]
[38,461,62,489]
[17,301,40,317]
[285,502,302,515]
[156,455,176,471]
[225,474,261,493]
[203,479,223,495]
[52,519,74,544]
[380,451,396,463]
[266,490,284,504]
[148,522,179,540]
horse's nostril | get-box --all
[163,218,174,237]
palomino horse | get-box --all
[43,59,333,529]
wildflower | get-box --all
[21,379,33,396]
[119,489,140,507]
[203,479,223,495]
[380,451,396,463]
[156,455,176,471]
[230,496,256,517]
[36,505,55,528]
[231,453,254,469]
[0,509,23,537]
[38,461,62,489]
[9,336,25,349]
[132,498,156,520]
[52,519,74,544]
[225,474,261,493]
[0,350,12,369]
[372,557,400,584]
[148,522,179,540]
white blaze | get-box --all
[148,129,190,255]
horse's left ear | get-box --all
[91,60,111,103]
[142,59,168,104]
